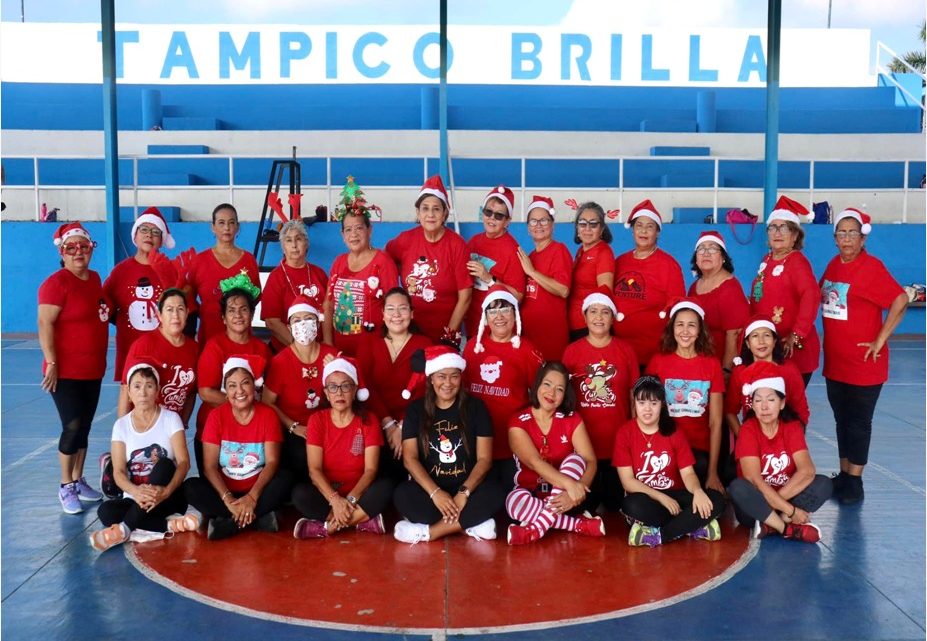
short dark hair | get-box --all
[690,247,735,278]
[632,375,676,436]
[341,211,372,230]
[212,203,238,224]
[660,308,714,356]
[127,365,158,386]
[158,288,187,312]
[573,202,613,245]
[221,289,257,316]
[528,361,576,415]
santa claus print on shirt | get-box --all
[480,360,503,384]
[821,280,849,321]
[664,378,710,418]
[127,277,160,331]
[406,255,440,302]
[637,449,674,489]
[220,441,265,481]
[128,443,167,485]
[580,360,617,406]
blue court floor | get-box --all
[1,336,924,640]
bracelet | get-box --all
[788,505,796,518]
[428,487,440,499]
[326,490,339,503]
[382,419,399,432]
[220,490,232,502]
[46,361,57,366]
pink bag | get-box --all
[725,208,758,244]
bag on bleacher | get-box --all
[725,208,758,244]
[812,201,831,225]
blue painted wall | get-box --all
[5,221,923,336]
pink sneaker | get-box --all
[574,515,606,537]
[293,518,328,539]
[356,514,385,535]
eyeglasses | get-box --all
[62,242,96,255]
[834,230,862,240]
[696,246,721,255]
[324,382,357,395]
[633,221,658,232]
[136,225,163,237]
[486,307,514,318]
[767,223,790,234]
[576,220,601,229]
[527,218,552,228]
[384,305,411,315]
[482,208,509,222]
[342,225,367,235]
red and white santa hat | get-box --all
[322,356,369,402]
[222,354,267,390]
[833,207,872,235]
[659,297,706,320]
[123,356,161,386]
[694,230,726,252]
[526,195,555,218]
[482,185,515,218]
[740,360,786,397]
[402,345,467,400]
[766,195,812,226]
[473,284,521,354]
[131,207,176,249]
[582,285,624,322]
[624,199,663,229]
[417,174,450,210]
[286,295,324,322]
[732,315,778,365]
[53,222,92,247]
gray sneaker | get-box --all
[58,482,84,514]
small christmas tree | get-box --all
[333,283,356,333]
[333,176,382,221]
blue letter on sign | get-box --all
[160,31,199,79]
[96,31,139,79]
[413,32,452,79]
[561,34,591,81]
[511,32,542,80]
[326,32,338,79]
[354,32,390,79]
[219,31,260,79]
[738,35,766,82]
[641,34,669,81]
[688,35,718,82]
[280,32,311,79]
[610,34,622,81]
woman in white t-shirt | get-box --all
[89,361,192,552]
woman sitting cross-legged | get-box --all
[614,376,725,547]
[728,361,832,544]
[505,361,605,545]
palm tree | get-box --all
[889,21,926,74]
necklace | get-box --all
[386,333,412,361]
[131,408,158,433]
[638,423,657,449]
[633,245,657,260]
[281,259,315,299]
[751,251,793,303]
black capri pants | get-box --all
[728,475,832,527]
[826,378,883,466]
[183,468,294,520]
[97,458,186,532]
[50,378,102,455]
[393,478,506,530]
[291,478,395,521]
[621,488,726,542]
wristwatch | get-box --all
[288,421,299,434]
[347,495,358,506]
[457,485,471,498]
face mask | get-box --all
[291,319,318,345]
[129,529,174,543]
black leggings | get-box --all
[97,458,186,532]
[490,458,518,495]
[621,488,726,542]
[280,431,311,482]
[693,449,737,487]
[50,378,102,455]
[826,378,883,466]
[728,475,832,527]
[292,478,395,521]
[393,478,506,530]
[582,460,623,513]
[183,468,294,519]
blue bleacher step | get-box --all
[672,207,739,224]
[162,117,223,131]
[138,173,202,186]
[147,145,210,155]
[640,119,697,133]
[117,206,181,224]
[660,174,728,188]
[650,146,711,156]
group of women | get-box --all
[38,177,907,553]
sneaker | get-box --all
[574,515,606,538]
[393,519,430,544]
[89,523,129,552]
[293,518,328,539]
[783,522,821,544]
[58,482,84,514]
[830,471,847,499]
[254,511,279,533]
[689,518,722,542]
[464,518,497,541]
[356,514,386,535]
[167,509,202,534]
[839,475,864,505]
[751,520,777,540]
[628,522,662,547]
[74,476,103,503]
[506,523,542,546]
[99,453,119,499]
[207,516,240,541]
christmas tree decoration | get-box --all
[333,176,383,222]
[219,270,261,303]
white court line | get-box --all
[4,408,116,471]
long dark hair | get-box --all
[380,286,423,337]
[419,374,471,459]
[738,327,786,366]
[632,375,676,436]
[690,247,735,277]
[528,361,576,415]
[660,308,714,356]
[744,389,800,424]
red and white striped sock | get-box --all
[505,454,586,535]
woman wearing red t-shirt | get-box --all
[385,175,472,345]
[292,358,392,538]
[517,196,572,361]
[613,200,685,368]
[749,196,820,384]
[821,208,907,504]
[687,231,749,370]
[614,376,725,547]
[728,362,832,543]
[38,222,110,513]
[645,299,728,493]
[505,362,605,545]
[261,219,328,353]
[183,355,292,541]
[566,202,615,341]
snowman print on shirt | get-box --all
[127,277,160,331]
[431,433,462,464]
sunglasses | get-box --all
[482,208,509,222]
[61,242,97,255]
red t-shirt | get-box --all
[749,251,820,375]
[463,337,543,459]
[687,276,750,362]
[102,257,166,380]
[725,360,810,426]
[124,330,199,415]
[613,248,685,366]
[645,352,724,452]
[187,249,260,346]
[464,232,527,339]
[38,269,110,380]
[735,417,807,489]
[264,343,340,426]
[561,336,639,458]
[385,226,471,343]
[260,260,328,352]
[358,332,432,424]
[194,333,272,436]
[510,410,583,491]
[327,250,399,357]
[820,251,905,386]
[568,241,615,331]
[521,240,572,362]
[612,418,695,491]
[306,410,383,492]
[202,401,282,494]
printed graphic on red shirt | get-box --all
[128,443,167,485]
[664,378,709,417]
[332,278,368,335]
[477,359,503,387]
[615,271,646,300]
[218,441,265,483]
[161,363,196,411]
[406,256,440,302]
[636,448,675,490]
[526,277,539,300]
[302,365,323,410]
[821,279,849,320]
[761,451,793,487]
[579,360,617,406]
[127,278,159,331]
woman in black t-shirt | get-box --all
[393,346,505,543]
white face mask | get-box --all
[291,319,318,345]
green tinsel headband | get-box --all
[219,271,260,302]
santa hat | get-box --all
[482,185,515,217]
[659,297,705,320]
[624,199,662,229]
[123,357,160,386]
[131,207,176,249]
[222,354,267,390]
[322,356,369,402]
[732,315,778,365]
[417,175,450,210]
[833,207,872,235]
[694,230,726,253]
[526,195,555,218]
[473,285,521,354]
[740,360,786,397]
[53,222,91,247]
[582,285,624,322]
[402,345,467,400]
[286,295,324,322]
[767,196,812,226]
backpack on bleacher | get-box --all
[812,201,831,224]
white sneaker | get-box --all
[464,518,497,541]
[393,519,430,544]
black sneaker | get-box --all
[254,511,279,533]
[839,475,864,505]
[207,516,240,541]
[98,452,120,499]
[830,471,847,499]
